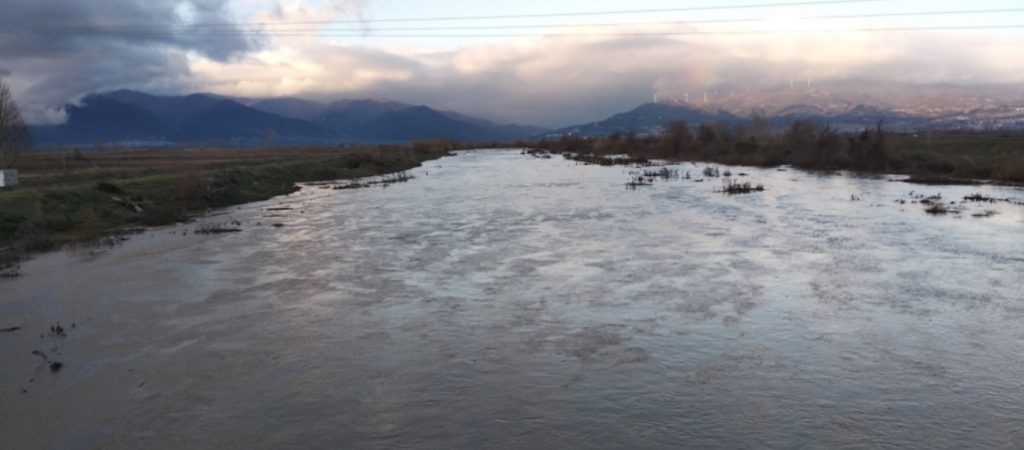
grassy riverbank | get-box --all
[533,125,1024,184]
[0,145,450,272]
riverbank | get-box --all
[0,145,451,273]
[532,128,1024,185]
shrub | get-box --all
[411,139,454,154]
[659,121,693,158]
[847,122,888,171]
[994,156,1024,183]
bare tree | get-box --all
[737,111,773,144]
[847,121,887,172]
[783,119,842,168]
[659,120,693,158]
[783,119,822,162]
[0,80,32,168]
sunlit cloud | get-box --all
[2,0,1022,126]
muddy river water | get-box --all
[3,149,1024,449]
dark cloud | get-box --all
[2,0,254,60]
[1,0,256,122]
[5,1,1023,127]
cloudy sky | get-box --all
[1,0,1023,126]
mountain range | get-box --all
[553,100,1024,138]
[32,90,546,147]
[29,85,1024,147]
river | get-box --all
[2,149,1024,448]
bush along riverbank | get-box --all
[529,121,1024,185]
[0,146,450,274]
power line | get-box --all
[4,6,1022,36]
[9,0,891,31]
[317,0,890,23]
[10,24,1021,38]
[240,25,1024,37]
[165,8,1024,33]
[320,8,1024,32]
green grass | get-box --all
[886,134,1024,181]
[0,147,449,269]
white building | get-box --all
[0,169,18,188]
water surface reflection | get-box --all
[2,150,1024,449]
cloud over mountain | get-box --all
[0,0,256,122]
[3,1,1023,127]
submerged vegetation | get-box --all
[721,178,765,195]
[323,170,414,190]
[530,120,1024,184]
[0,144,450,270]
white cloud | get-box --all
[182,24,1024,126]
[4,0,1023,126]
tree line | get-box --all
[538,116,890,173]
[0,79,33,169]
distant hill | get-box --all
[32,91,545,147]
[551,102,740,137]
[359,106,495,142]
[270,97,544,142]
[31,86,1024,147]
[38,94,166,143]
[552,96,1024,138]
[438,110,548,141]
[314,99,414,138]
[248,97,328,121]
[106,90,225,128]
[34,91,334,146]
[173,99,334,143]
